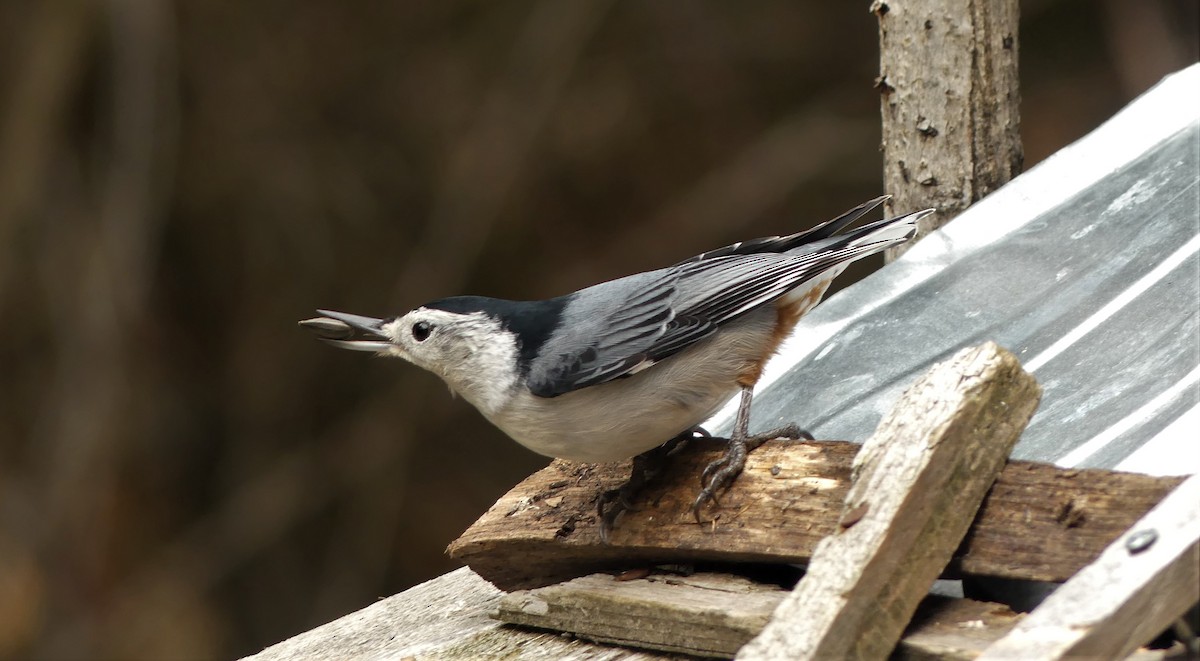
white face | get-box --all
[378,307,519,415]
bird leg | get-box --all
[598,427,706,543]
[692,386,811,524]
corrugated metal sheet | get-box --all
[710,63,1200,477]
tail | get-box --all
[777,195,893,247]
[815,207,933,255]
[773,208,932,311]
[786,207,932,281]
[675,196,933,265]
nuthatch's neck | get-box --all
[439,327,522,416]
[382,310,521,417]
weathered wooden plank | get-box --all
[953,462,1186,581]
[448,438,858,591]
[240,567,678,661]
[498,571,1028,660]
[447,436,1181,593]
[900,605,1182,661]
[245,566,1188,661]
[737,342,1039,659]
[499,572,782,657]
[874,0,1023,260]
[979,474,1200,660]
[895,596,1024,661]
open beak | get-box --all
[298,309,394,352]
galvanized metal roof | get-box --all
[710,63,1200,477]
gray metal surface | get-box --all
[710,64,1200,476]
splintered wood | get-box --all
[737,342,1039,660]
[979,474,1200,660]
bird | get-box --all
[300,197,932,538]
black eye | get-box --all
[412,321,432,342]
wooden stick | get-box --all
[736,342,1039,659]
[873,0,1022,259]
[979,474,1200,660]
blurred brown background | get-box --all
[0,0,1195,658]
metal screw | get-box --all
[1125,529,1158,554]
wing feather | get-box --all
[526,204,920,398]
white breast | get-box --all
[487,309,777,462]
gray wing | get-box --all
[527,245,873,398]
[526,269,716,397]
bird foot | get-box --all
[598,427,707,542]
[692,423,810,524]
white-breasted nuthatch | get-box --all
[301,197,932,536]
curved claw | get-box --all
[691,422,810,529]
[599,429,697,542]
[694,425,799,525]
[597,490,628,543]
[698,436,734,487]
[691,486,723,524]
[598,486,650,541]
[694,444,743,525]
[699,457,724,488]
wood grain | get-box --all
[245,566,1186,661]
[874,0,1023,259]
[497,572,1025,660]
[979,474,1200,660]
[499,572,781,657]
[738,342,1038,659]
[448,443,1183,593]
[241,567,675,661]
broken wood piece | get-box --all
[448,437,1182,593]
[737,342,1040,660]
[496,571,1025,659]
[448,438,859,591]
[978,473,1200,660]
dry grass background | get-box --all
[0,0,1195,658]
